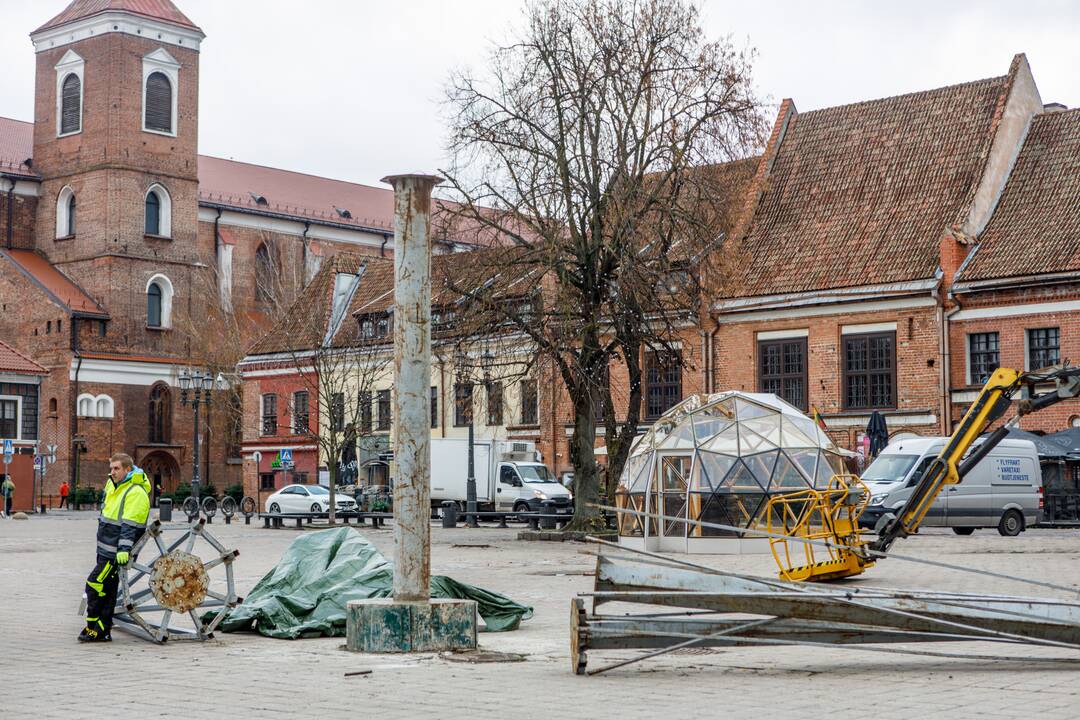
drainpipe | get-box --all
[213,208,222,260]
[301,222,311,282]
[3,176,14,249]
[708,315,722,394]
[380,234,389,258]
[942,289,964,434]
[699,329,708,394]
[70,317,82,500]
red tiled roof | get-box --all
[0,340,48,375]
[198,156,397,233]
[34,0,200,34]
[247,254,389,355]
[0,115,445,236]
[959,108,1080,282]
[730,72,1012,297]
[1,249,108,317]
[0,117,35,178]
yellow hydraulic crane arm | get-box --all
[871,364,1080,555]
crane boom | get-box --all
[766,363,1080,581]
[871,364,1080,554]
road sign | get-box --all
[34,455,43,471]
[279,449,293,463]
[2,439,12,465]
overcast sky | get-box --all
[1,1,1077,188]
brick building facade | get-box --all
[237,53,1079,493]
[0,0,430,501]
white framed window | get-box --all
[144,183,172,238]
[142,48,180,136]
[76,393,95,418]
[54,49,84,137]
[77,394,114,419]
[146,273,174,329]
[56,186,76,238]
[95,395,114,419]
[0,396,21,440]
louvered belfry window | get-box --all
[145,72,173,133]
[60,74,81,134]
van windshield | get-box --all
[862,454,919,483]
[517,465,555,483]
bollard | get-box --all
[540,500,557,529]
[441,501,458,528]
[527,514,540,531]
[159,498,173,522]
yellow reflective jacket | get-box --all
[95,467,151,559]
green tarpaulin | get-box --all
[208,527,533,639]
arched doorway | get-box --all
[141,450,181,504]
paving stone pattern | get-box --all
[3,513,1080,719]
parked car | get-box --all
[859,436,1042,536]
[265,484,358,514]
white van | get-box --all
[859,437,1042,536]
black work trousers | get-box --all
[85,555,120,634]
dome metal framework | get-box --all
[616,392,848,551]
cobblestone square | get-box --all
[3,512,1080,719]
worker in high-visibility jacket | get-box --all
[80,452,151,642]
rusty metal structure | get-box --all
[383,173,442,603]
[111,518,240,643]
[571,534,1080,675]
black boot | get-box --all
[77,627,111,643]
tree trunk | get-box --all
[605,338,643,507]
[566,383,603,531]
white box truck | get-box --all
[429,438,572,513]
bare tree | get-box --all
[286,339,390,524]
[440,0,764,529]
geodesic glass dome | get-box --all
[616,392,848,544]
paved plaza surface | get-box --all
[3,512,1080,719]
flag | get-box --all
[811,405,828,431]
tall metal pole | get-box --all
[383,173,442,602]
[466,412,478,527]
[191,393,201,506]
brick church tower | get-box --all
[30,0,205,359]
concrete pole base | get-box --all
[345,598,478,653]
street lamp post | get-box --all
[178,369,214,509]
[456,345,495,529]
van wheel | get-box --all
[513,502,531,514]
[952,527,975,536]
[998,510,1024,537]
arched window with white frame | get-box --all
[142,49,180,136]
[77,394,95,417]
[54,49,84,137]
[56,186,76,238]
[95,395,114,419]
[144,184,171,237]
[146,273,174,329]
